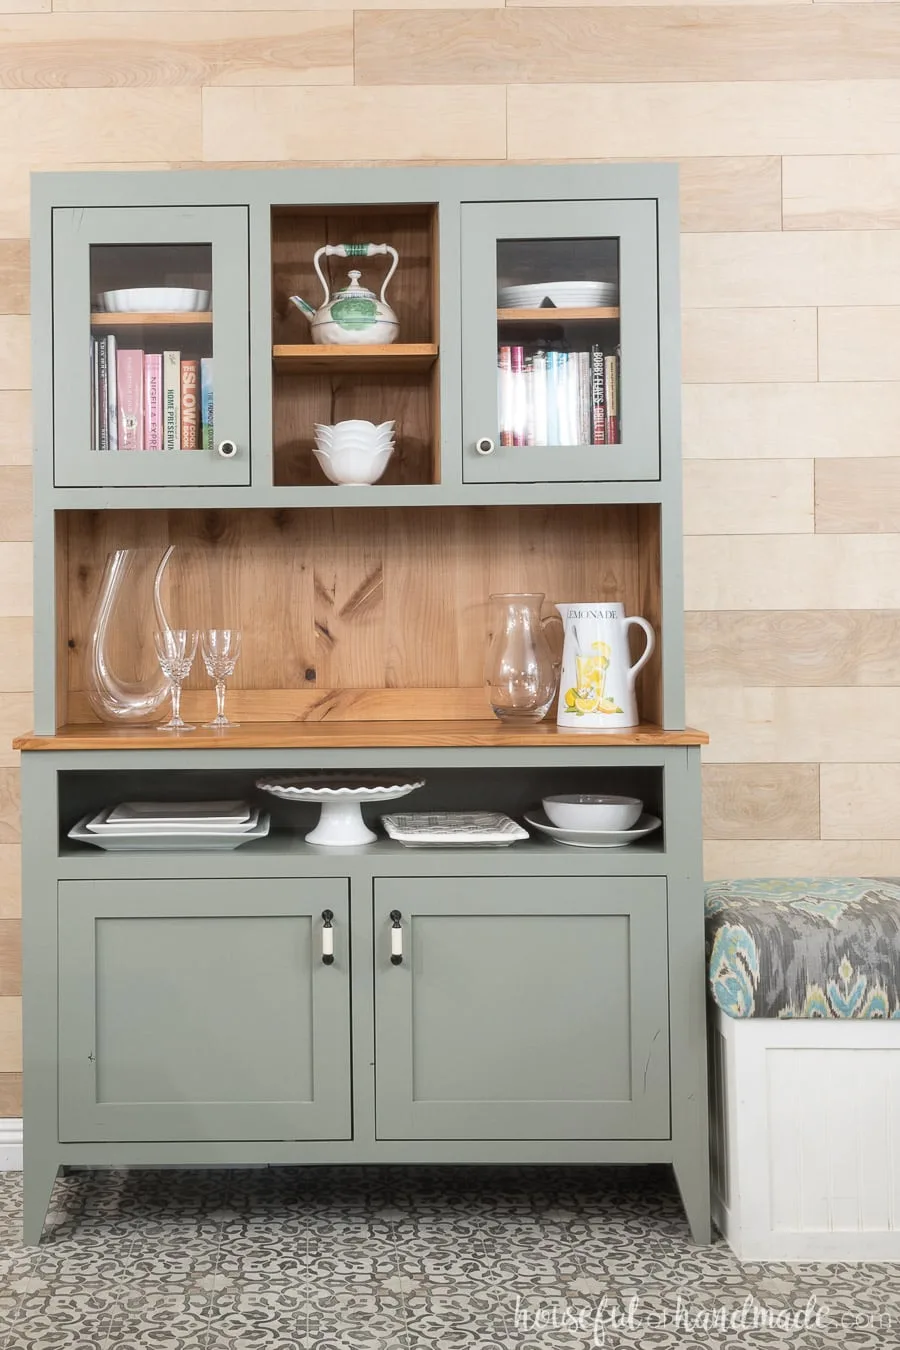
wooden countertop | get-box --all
[13,721,709,751]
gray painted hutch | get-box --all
[17,163,710,1245]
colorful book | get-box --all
[105,334,118,452]
[510,345,525,447]
[200,357,214,451]
[498,346,513,447]
[143,354,163,451]
[116,349,143,451]
[163,351,180,451]
[590,344,606,445]
[546,351,560,446]
[531,349,548,447]
[96,339,109,454]
[605,352,618,445]
[180,359,200,449]
[578,351,592,446]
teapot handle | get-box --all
[622,616,656,684]
[313,243,400,306]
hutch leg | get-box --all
[22,1153,59,1246]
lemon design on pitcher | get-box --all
[565,642,622,715]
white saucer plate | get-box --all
[524,808,662,849]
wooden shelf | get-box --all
[90,312,212,326]
[14,722,709,752]
[273,343,438,374]
[497,308,620,323]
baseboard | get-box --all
[0,1120,23,1171]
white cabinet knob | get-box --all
[475,437,495,456]
[217,440,238,459]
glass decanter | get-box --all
[485,593,559,722]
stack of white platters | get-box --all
[498,281,619,309]
[68,800,270,852]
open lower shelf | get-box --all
[90,313,212,326]
[273,344,438,374]
[497,308,620,323]
[16,721,709,751]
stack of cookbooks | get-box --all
[89,340,213,453]
[497,344,620,448]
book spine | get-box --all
[605,352,618,445]
[163,351,181,451]
[510,345,525,447]
[498,345,513,447]
[591,344,606,444]
[532,350,548,447]
[557,352,571,446]
[615,344,622,442]
[546,351,559,446]
[200,357,214,451]
[180,359,200,449]
[524,355,535,446]
[578,351,591,446]
[106,334,118,452]
[116,349,143,451]
[143,354,163,451]
[96,339,109,453]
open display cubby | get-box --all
[271,205,440,488]
[56,503,662,730]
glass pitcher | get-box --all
[485,593,559,722]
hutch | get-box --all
[16,164,710,1245]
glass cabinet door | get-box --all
[52,206,250,488]
[461,200,659,483]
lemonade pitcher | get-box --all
[556,602,655,731]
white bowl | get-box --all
[313,445,394,486]
[315,420,394,439]
[541,794,643,831]
[99,287,210,313]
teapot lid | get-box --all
[334,269,376,301]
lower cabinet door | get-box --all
[374,877,669,1141]
[58,878,351,1143]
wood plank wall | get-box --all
[1,0,898,1114]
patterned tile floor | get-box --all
[0,1165,895,1348]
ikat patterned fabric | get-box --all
[705,877,900,1019]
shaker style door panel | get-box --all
[52,206,250,488]
[374,877,670,1141]
[461,200,660,483]
[58,879,351,1142]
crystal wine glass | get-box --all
[201,629,242,729]
[154,629,198,731]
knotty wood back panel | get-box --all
[63,505,662,723]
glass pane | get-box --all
[89,244,214,453]
[496,238,620,448]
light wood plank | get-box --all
[91,312,211,327]
[816,458,900,532]
[0,316,28,390]
[784,155,900,230]
[512,0,812,7]
[0,847,20,919]
[0,922,20,997]
[0,13,352,88]
[0,89,200,170]
[702,763,820,839]
[686,535,900,609]
[688,686,900,762]
[202,87,507,162]
[0,619,31,692]
[508,82,900,159]
[684,460,814,534]
[0,998,21,1074]
[66,687,496,724]
[821,764,900,840]
[56,0,501,11]
[705,839,900,881]
[686,610,900,686]
[0,240,27,314]
[356,8,900,85]
[683,308,818,383]
[679,157,782,232]
[0,0,48,10]
[0,393,29,465]
[0,695,31,766]
[0,466,29,543]
[684,382,900,458]
[0,1072,21,1118]
[13,721,709,751]
[0,545,31,618]
[0,769,18,845]
[819,307,900,381]
[683,231,900,307]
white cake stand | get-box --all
[256,774,425,847]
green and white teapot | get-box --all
[290,243,400,345]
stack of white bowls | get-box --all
[313,420,395,486]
